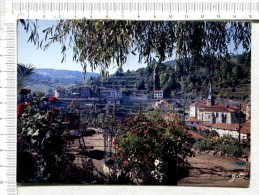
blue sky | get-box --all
[18,20,147,74]
[18,20,244,74]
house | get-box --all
[100,88,122,105]
[154,100,173,111]
[154,90,163,99]
[67,86,91,98]
[54,87,66,98]
[79,87,90,98]
[197,122,250,140]
[107,97,121,105]
[189,103,197,118]
[110,89,122,98]
[100,89,111,98]
[186,117,200,127]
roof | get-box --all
[212,123,239,131]
[199,104,238,113]
[187,131,204,139]
[186,117,200,122]
[240,121,250,134]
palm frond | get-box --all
[17,63,35,91]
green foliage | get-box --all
[17,95,97,183]
[208,130,219,139]
[193,138,214,151]
[17,63,35,91]
[112,112,193,184]
[135,79,146,90]
[194,135,250,157]
[218,144,243,157]
[20,20,250,77]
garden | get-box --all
[17,90,194,185]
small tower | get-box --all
[207,83,214,107]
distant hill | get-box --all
[29,68,99,84]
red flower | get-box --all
[112,139,118,145]
[26,101,32,106]
[48,96,58,103]
[53,107,60,114]
[17,103,26,117]
[144,130,149,135]
[130,128,137,134]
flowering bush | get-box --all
[112,112,193,185]
[17,94,98,183]
[48,96,58,103]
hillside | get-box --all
[95,53,250,102]
[27,69,99,94]
[30,69,99,84]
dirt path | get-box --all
[178,154,250,187]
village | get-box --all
[52,82,250,142]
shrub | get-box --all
[112,113,193,185]
[17,95,97,183]
[218,144,243,157]
[208,130,219,139]
[193,138,214,151]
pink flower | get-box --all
[144,130,149,135]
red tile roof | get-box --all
[186,117,200,122]
[198,121,250,134]
[240,121,250,134]
[199,104,238,113]
[212,123,239,131]
[187,131,204,139]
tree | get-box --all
[17,63,35,91]
[20,20,250,78]
[113,112,193,184]
[114,66,124,76]
[136,79,146,90]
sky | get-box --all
[18,20,244,74]
[18,20,147,74]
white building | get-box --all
[54,87,65,98]
[107,97,121,105]
[154,90,163,99]
[111,89,122,98]
[203,122,250,140]
[189,103,197,118]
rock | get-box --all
[217,151,222,156]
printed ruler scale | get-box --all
[6,1,259,20]
[0,1,258,195]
